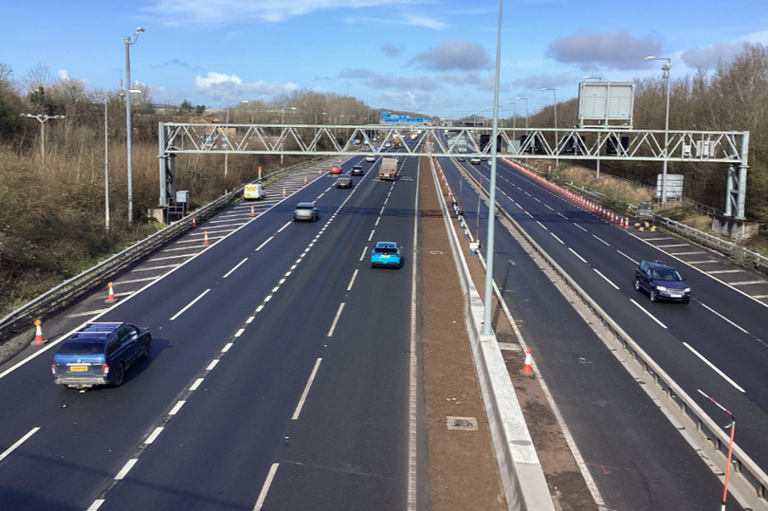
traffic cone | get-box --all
[105,282,117,303]
[624,217,629,229]
[282,188,286,197]
[250,206,255,217]
[304,176,307,185]
[192,216,196,227]
[318,168,321,176]
[32,319,45,345]
[203,231,209,245]
[521,347,534,376]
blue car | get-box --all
[371,241,402,269]
[52,322,152,389]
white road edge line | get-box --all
[568,248,588,263]
[223,258,248,278]
[253,463,280,511]
[629,299,668,329]
[291,358,323,420]
[683,342,746,393]
[408,163,420,511]
[170,289,210,321]
[697,301,749,334]
[347,269,359,291]
[0,427,40,463]
[255,236,275,252]
[327,303,345,337]
[593,269,620,290]
[144,427,164,444]
[115,459,138,480]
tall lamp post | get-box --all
[19,113,65,166]
[646,55,672,205]
[516,96,528,134]
[124,26,145,223]
[541,88,558,167]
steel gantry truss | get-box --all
[157,122,750,219]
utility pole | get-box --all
[20,113,65,166]
[124,26,145,223]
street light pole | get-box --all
[541,88,558,167]
[124,26,145,224]
[19,113,65,166]
[646,56,672,205]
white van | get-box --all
[244,183,265,200]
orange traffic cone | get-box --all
[203,231,209,245]
[250,206,255,217]
[32,319,45,345]
[304,176,308,185]
[624,217,629,229]
[192,215,196,227]
[282,188,286,197]
[105,282,117,303]
[521,347,534,376]
[318,168,321,176]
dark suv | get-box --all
[52,322,152,389]
[634,260,691,303]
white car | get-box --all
[365,155,375,163]
[470,158,481,165]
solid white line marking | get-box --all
[253,463,280,511]
[67,309,110,318]
[0,427,40,463]
[368,229,376,242]
[118,276,158,284]
[115,459,138,480]
[347,270,359,291]
[568,248,587,263]
[594,269,620,290]
[292,358,323,420]
[730,280,766,286]
[145,427,164,444]
[706,269,742,274]
[277,221,291,233]
[207,360,219,371]
[550,233,564,244]
[170,289,210,321]
[222,342,234,352]
[255,236,275,252]
[617,250,639,265]
[327,303,345,337]
[169,401,186,415]
[629,299,667,329]
[360,246,367,261]
[223,258,248,278]
[134,264,178,272]
[592,235,611,247]
[148,254,195,262]
[683,342,745,392]
[698,302,749,334]
[86,500,105,511]
[190,378,204,391]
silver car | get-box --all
[294,202,319,222]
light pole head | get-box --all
[136,27,145,33]
[645,56,656,60]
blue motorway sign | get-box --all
[380,112,428,124]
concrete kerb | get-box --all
[428,157,555,511]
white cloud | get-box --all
[511,73,574,91]
[338,68,439,91]
[57,69,71,81]
[546,30,661,71]
[409,39,493,71]
[681,43,744,70]
[193,71,299,102]
[147,0,423,25]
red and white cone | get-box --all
[624,217,629,229]
[318,168,321,176]
[192,215,196,227]
[250,206,255,217]
[105,282,117,303]
[282,188,286,197]
[521,347,534,376]
[304,176,308,185]
[32,319,45,345]
[203,231,209,245]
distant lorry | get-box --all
[378,157,398,180]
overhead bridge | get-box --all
[157,122,750,218]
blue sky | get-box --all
[3,0,767,119]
